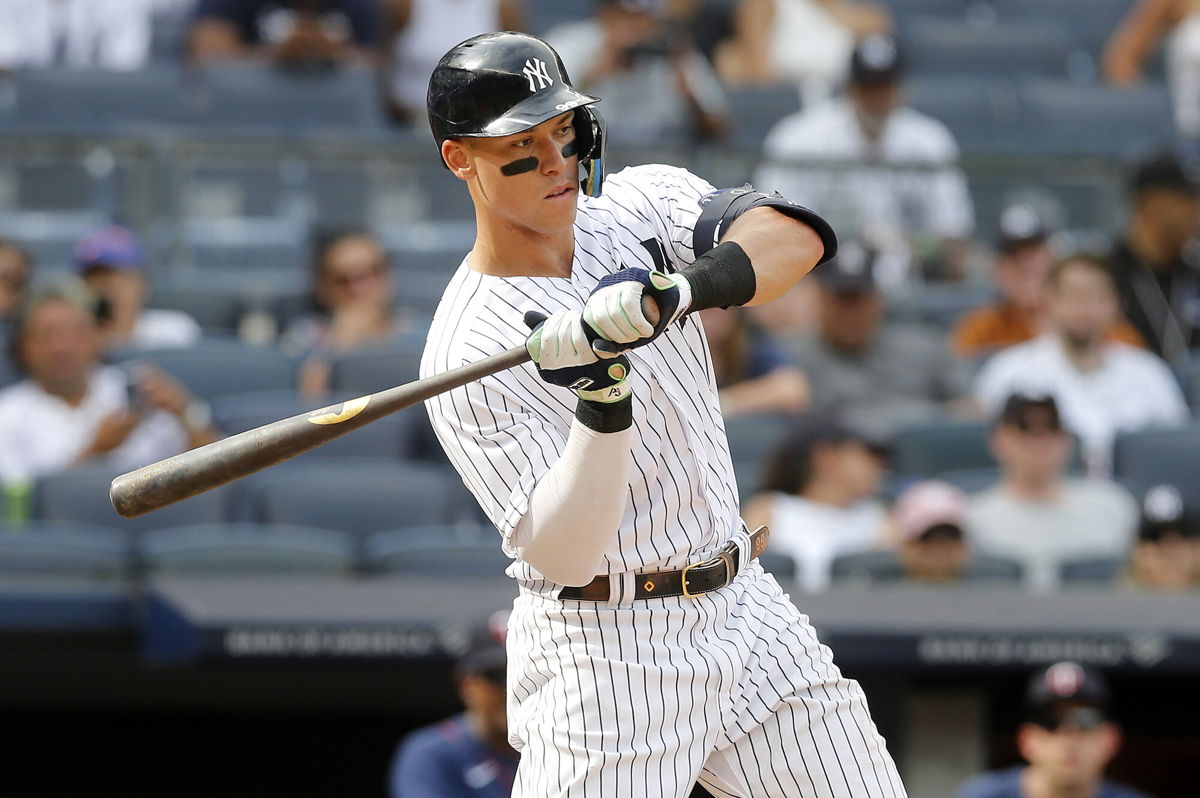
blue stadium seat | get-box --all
[188,64,387,134]
[35,465,230,536]
[891,281,996,329]
[0,521,130,579]
[246,460,477,534]
[364,525,510,576]
[1059,555,1123,586]
[757,550,797,580]
[1112,425,1200,515]
[906,75,1023,154]
[724,413,797,468]
[901,18,1072,79]
[527,0,593,35]
[1015,80,1174,158]
[147,288,243,335]
[830,550,1024,585]
[889,420,994,477]
[328,344,424,396]
[137,522,356,575]
[183,217,309,273]
[7,66,188,132]
[211,390,409,460]
[726,83,803,151]
[997,0,1134,54]
[115,340,297,402]
[733,459,764,505]
[0,211,111,272]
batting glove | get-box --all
[582,268,692,355]
[524,311,633,404]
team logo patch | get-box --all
[523,58,553,92]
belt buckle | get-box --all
[681,550,735,598]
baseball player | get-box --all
[420,31,907,798]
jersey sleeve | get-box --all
[602,165,719,268]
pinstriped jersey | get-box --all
[420,165,740,585]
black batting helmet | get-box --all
[427,31,606,196]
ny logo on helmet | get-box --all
[523,58,553,92]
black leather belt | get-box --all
[559,526,770,601]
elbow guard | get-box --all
[692,186,838,265]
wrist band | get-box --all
[680,241,757,312]
[575,394,633,433]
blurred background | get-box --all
[0,1,1198,797]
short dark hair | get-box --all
[1047,253,1116,294]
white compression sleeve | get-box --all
[510,418,632,586]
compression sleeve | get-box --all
[509,418,632,586]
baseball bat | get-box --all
[110,298,659,518]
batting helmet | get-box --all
[427,31,606,197]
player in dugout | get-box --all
[419,31,907,798]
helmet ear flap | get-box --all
[574,106,606,197]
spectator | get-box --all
[73,226,202,352]
[385,0,524,122]
[188,0,382,68]
[1106,152,1200,362]
[544,0,729,145]
[974,254,1189,474]
[280,229,411,399]
[0,239,30,330]
[787,240,976,439]
[953,205,1144,360]
[0,278,218,488]
[956,661,1148,798]
[742,414,888,592]
[1126,483,1200,591]
[0,0,154,71]
[965,394,1139,592]
[388,614,517,798]
[715,0,892,104]
[699,306,809,416]
[1103,0,1200,145]
[755,34,974,283]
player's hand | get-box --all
[524,311,633,404]
[583,268,691,354]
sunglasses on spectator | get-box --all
[1032,706,1106,732]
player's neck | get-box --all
[469,215,575,279]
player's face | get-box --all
[19,298,102,397]
[455,113,580,236]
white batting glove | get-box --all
[582,280,656,345]
[525,310,599,369]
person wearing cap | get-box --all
[0,278,218,491]
[756,33,975,283]
[965,393,1139,592]
[73,226,201,352]
[544,0,729,145]
[974,253,1189,475]
[388,619,518,798]
[952,206,1144,360]
[1125,483,1200,591]
[742,413,888,591]
[955,661,1149,798]
[786,237,976,439]
[1105,151,1200,362]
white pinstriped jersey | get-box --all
[420,164,740,586]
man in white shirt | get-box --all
[73,226,201,352]
[755,34,974,283]
[966,394,1139,592]
[974,253,1188,474]
[0,279,218,487]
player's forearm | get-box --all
[511,416,633,586]
[721,207,826,306]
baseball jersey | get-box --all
[421,165,740,587]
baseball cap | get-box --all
[73,226,145,273]
[1024,661,1111,729]
[893,480,968,543]
[849,35,903,86]
[1129,152,1200,198]
[995,392,1063,432]
[814,239,878,294]
[1138,484,1200,541]
[996,204,1049,255]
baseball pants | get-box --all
[506,560,908,798]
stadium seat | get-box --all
[0,210,111,272]
[1112,425,1200,515]
[148,288,243,335]
[892,281,996,329]
[527,0,593,35]
[1058,555,1123,586]
[830,550,1023,585]
[137,522,356,576]
[901,18,1071,79]
[328,344,424,396]
[1174,353,1200,412]
[183,217,309,273]
[0,521,130,579]
[34,465,229,536]
[0,346,18,390]
[115,340,297,403]
[247,460,476,534]
[733,460,764,505]
[724,413,796,468]
[725,83,803,151]
[997,0,1135,55]
[211,390,409,460]
[757,550,797,580]
[364,525,511,576]
[905,75,1022,154]
[1015,80,1174,158]
[188,64,387,134]
[7,66,188,132]
[889,420,994,477]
